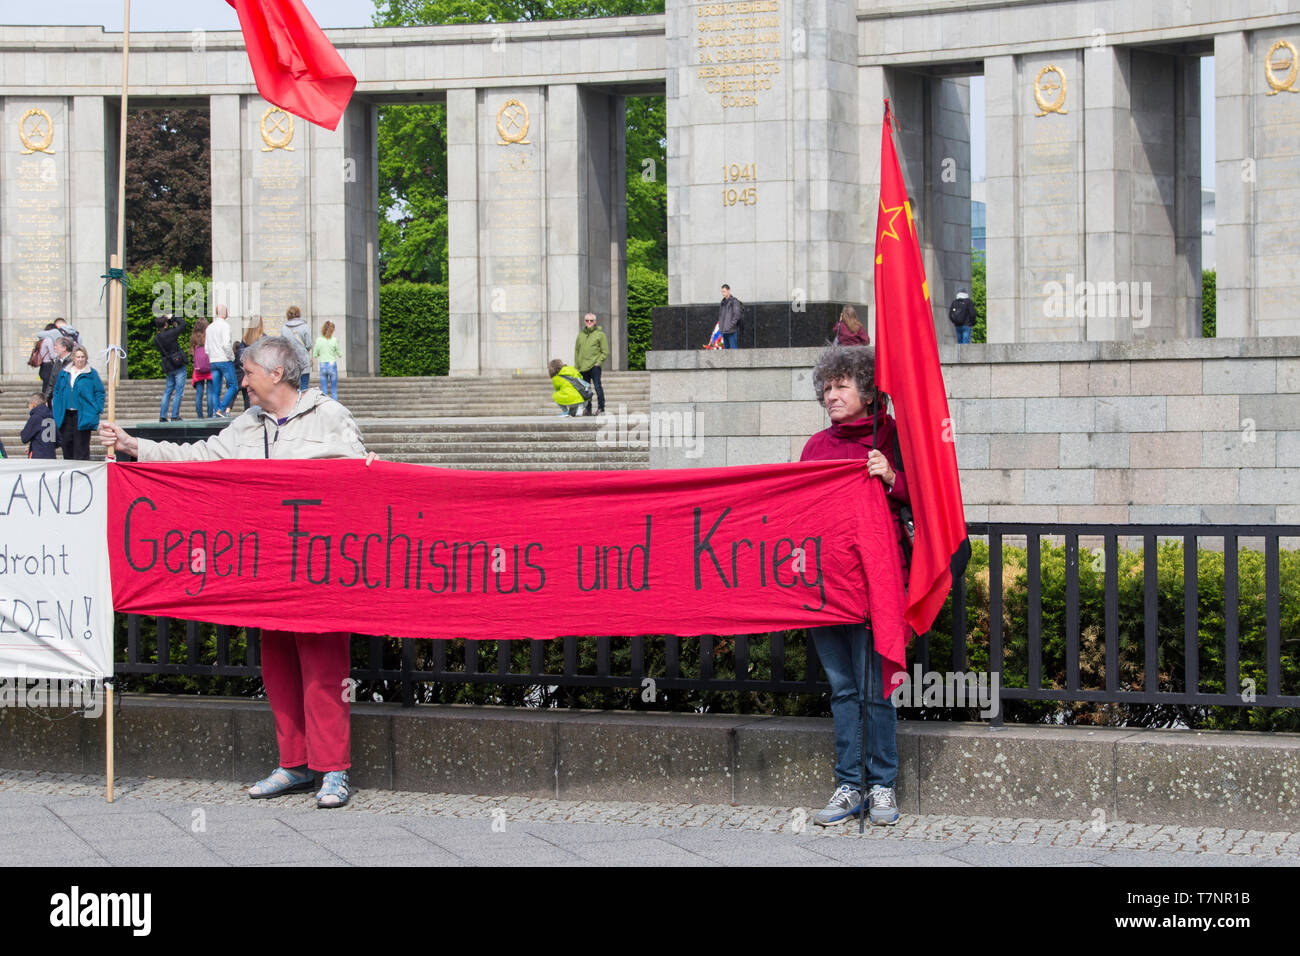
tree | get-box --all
[971,249,987,343]
[377,102,448,283]
[124,108,212,274]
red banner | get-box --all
[107,459,906,666]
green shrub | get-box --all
[1202,268,1216,338]
[378,280,449,376]
[627,259,666,371]
[971,249,987,343]
[124,263,210,378]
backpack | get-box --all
[193,346,211,376]
[562,374,594,401]
[28,340,42,368]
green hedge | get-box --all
[124,264,210,378]
[627,262,666,371]
[925,539,1300,731]
[378,280,450,376]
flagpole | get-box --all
[104,0,131,805]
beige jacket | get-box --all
[137,389,366,462]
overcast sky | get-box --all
[12,2,1216,188]
[1,0,379,31]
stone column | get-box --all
[447,87,481,374]
[661,0,862,348]
[1215,32,1252,338]
[548,86,628,371]
[983,54,1018,343]
[480,86,547,372]
[69,96,109,355]
[309,98,377,377]
[209,94,244,328]
[1222,27,1300,337]
[242,97,311,338]
[2,96,71,375]
[1082,44,1133,342]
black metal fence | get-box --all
[116,523,1300,718]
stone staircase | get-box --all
[0,372,652,471]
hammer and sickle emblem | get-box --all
[496,98,531,145]
[1265,40,1299,95]
[1033,65,1068,116]
[260,107,296,151]
[18,108,54,154]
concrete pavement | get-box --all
[2,768,1297,867]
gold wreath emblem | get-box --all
[1265,39,1299,95]
[260,107,295,151]
[1033,65,1068,116]
[18,108,54,154]
[496,98,531,145]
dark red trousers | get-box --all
[260,630,351,772]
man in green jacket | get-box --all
[574,313,609,416]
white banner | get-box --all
[0,461,112,680]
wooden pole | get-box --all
[105,0,131,804]
[105,682,115,803]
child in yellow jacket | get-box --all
[548,359,589,416]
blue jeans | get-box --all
[300,372,311,392]
[722,331,738,349]
[811,623,898,791]
[956,325,972,344]
[194,379,215,418]
[211,361,239,411]
[319,362,338,400]
[159,367,185,419]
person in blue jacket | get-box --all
[52,345,105,461]
[20,393,57,459]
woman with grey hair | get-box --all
[801,344,909,828]
[100,334,366,808]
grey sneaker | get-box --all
[867,784,900,825]
[813,784,864,826]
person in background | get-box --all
[234,317,266,411]
[52,345,106,461]
[313,320,342,401]
[37,318,79,403]
[191,319,214,419]
[153,313,188,421]
[833,305,870,346]
[948,288,976,344]
[718,283,744,349]
[99,335,367,809]
[574,312,609,416]
[283,306,313,391]
[207,304,238,415]
[549,358,588,417]
[801,345,908,828]
[21,393,57,459]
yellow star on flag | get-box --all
[878,199,905,244]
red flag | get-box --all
[873,101,971,635]
[227,0,357,131]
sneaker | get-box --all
[813,784,863,826]
[867,784,900,825]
